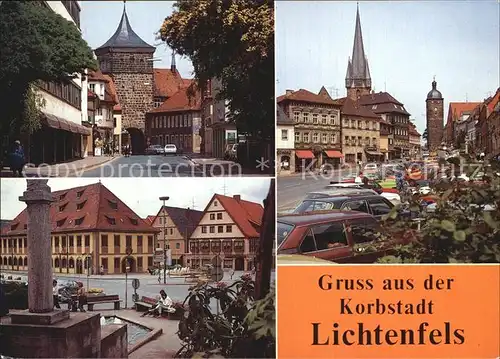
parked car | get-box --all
[164,144,177,155]
[325,182,401,204]
[277,211,412,263]
[145,145,164,155]
[292,192,397,221]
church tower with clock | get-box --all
[425,78,444,150]
[345,5,372,101]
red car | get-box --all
[277,211,413,263]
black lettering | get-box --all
[429,329,442,344]
[400,329,415,345]
[424,274,434,290]
[418,322,429,344]
[311,323,329,345]
[318,275,332,290]
[374,325,383,345]
[332,322,340,345]
[453,329,465,344]
[383,278,392,290]
[340,298,353,314]
[385,329,399,345]
[406,278,415,289]
[358,322,372,345]
[366,279,374,290]
[342,330,355,345]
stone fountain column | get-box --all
[21,179,54,313]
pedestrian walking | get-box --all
[8,140,25,177]
[229,268,235,280]
[76,282,87,312]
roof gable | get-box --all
[341,97,380,119]
[447,102,482,122]
[277,89,341,106]
[2,183,158,236]
[153,68,187,98]
[152,206,204,238]
[199,194,263,238]
[149,86,201,114]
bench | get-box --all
[71,294,122,311]
[134,296,157,312]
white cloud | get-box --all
[0,178,272,220]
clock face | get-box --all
[434,107,438,113]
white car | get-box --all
[364,163,378,171]
[164,144,177,155]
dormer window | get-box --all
[76,190,84,198]
[59,203,68,212]
[75,216,85,225]
[57,218,67,227]
[105,216,116,225]
[372,105,377,110]
[129,217,138,225]
[77,200,87,210]
[10,223,19,231]
[23,224,27,230]
[59,193,67,201]
[108,200,118,210]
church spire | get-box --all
[345,4,372,99]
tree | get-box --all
[159,0,274,142]
[377,156,500,263]
[422,128,428,144]
[0,1,97,138]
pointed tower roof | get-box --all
[96,2,155,51]
[345,4,371,83]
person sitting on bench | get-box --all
[141,290,174,317]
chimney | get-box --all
[285,89,293,95]
[233,195,241,202]
[171,50,176,73]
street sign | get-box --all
[166,249,172,266]
[131,278,140,289]
[154,254,164,263]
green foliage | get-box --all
[176,275,275,358]
[159,0,274,141]
[0,1,97,137]
[377,157,500,263]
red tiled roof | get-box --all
[102,74,121,111]
[358,92,403,106]
[148,86,201,114]
[409,123,420,136]
[277,89,341,106]
[209,194,263,238]
[153,68,187,98]
[486,88,500,114]
[152,206,204,238]
[1,183,159,236]
[145,215,156,225]
[340,97,381,119]
[448,102,482,121]
[88,70,109,82]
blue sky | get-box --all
[276,1,499,134]
[80,1,194,78]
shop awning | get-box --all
[324,150,343,158]
[41,113,91,135]
[366,151,383,156]
[295,150,315,159]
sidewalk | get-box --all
[188,157,274,176]
[1,155,119,177]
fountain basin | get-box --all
[101,315,162,353]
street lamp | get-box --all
[125,247,133,309]
[84,253,92,291]
[159,196,169,284]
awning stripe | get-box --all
[295,150,315,159]
[324,150,343,158]
[41,113,91,136]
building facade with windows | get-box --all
[27,1,91,166]
[276,106,295,174]
[277,89,342,171]
[186,194,263,271]
[0,182,159,275]
[147,206,203,266]
[87,70,118,153]
[145,86,203,153]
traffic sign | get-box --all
[154,254,164,263]
[131,278,140,289]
